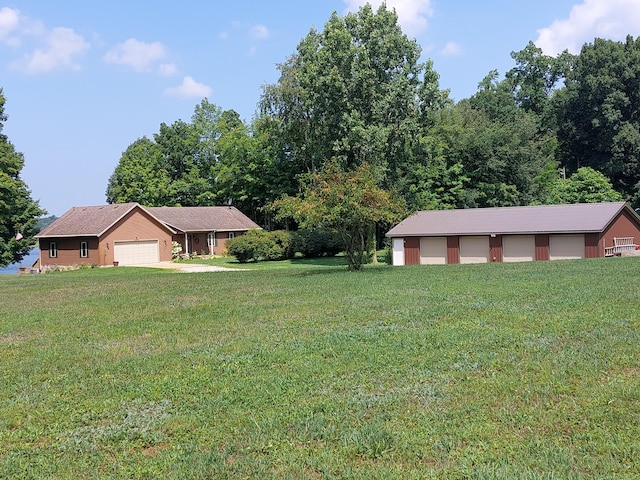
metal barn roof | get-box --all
[386,202,633,237]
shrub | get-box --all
[295,228,344,258]
[226,229,270,263]
[265,230,296,261]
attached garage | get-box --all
[503,235,536,263]
[420,237,447,264]
[549,235,585,260]
[114,240,159,265]
[459,236,490,264]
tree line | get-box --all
[107,5,630,223]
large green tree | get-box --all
[107,100,248,208]
[0,89,45,267]
[259,4,448,193]
[555,35,640,202]
[546,167,624,204]
[105,137,169,205]
[435,73,558,208]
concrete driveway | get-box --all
[139,262,243,273]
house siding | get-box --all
[100,209,173,265]
[39,237,99,267]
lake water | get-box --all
[0,249,40,275]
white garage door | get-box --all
[459,236,490,264]
[549,235,584,260]
[420,237,447,264]
[114,240,159,265]
[503,235,535,263]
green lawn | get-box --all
[1,258,639,479]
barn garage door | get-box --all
[549,235,584,260]
[503,235,535,263]
[114,240,159,265]
[420,237,447,264]
[459,236,490,264]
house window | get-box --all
[228,232,236,240]
[207,232,217,248]
[49,242,57,258]
[80,241,89,258]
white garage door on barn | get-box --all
[503,235,536,263]
[459,236,490,264]
[420,237,447,264]
[114,240,159,265]
[549,235,584,260]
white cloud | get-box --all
[536,0,640,56]
[164,76,212,99]
[440,41,462,57]
[103,38,167,72]
[12,27,89,74]
[0,7,20,44]
[344,0,434,37]
[158,63,177,76]
[250,24,269,40]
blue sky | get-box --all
[2,0,640,216]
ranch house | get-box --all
[35,203,261,268]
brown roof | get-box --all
[36,203,260,239]
[35,203,164,238]
[144,206,261,232]
[386,202,635,237]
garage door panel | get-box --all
[549,235,584,260]
[114,241,159,265]
[420,237,447,264]
[503,235,535,263]
[460,236,490,264]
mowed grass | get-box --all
[1,258,639,479]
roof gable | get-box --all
[146,206,261,232]
[36,203,146,238]
[387,202,635,237]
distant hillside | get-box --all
[36,215,57,232]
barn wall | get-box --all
[601,209,640,252]
[584,233,600,258]
[447,236,460,264]
[404,237,420,265]
[489,235,502,262]
[535,235,550,261]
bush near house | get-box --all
[227,228,344,263]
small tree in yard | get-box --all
[272,161,405,271]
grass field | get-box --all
[1,257,639,479]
